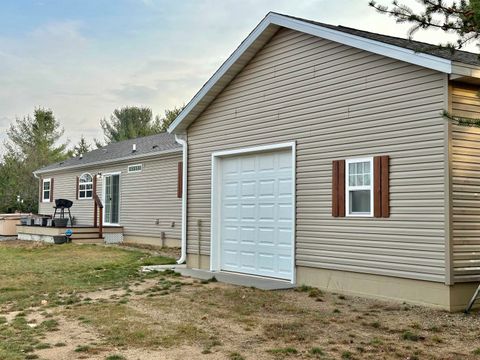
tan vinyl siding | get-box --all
[38,153,182,243]
[450,82,480,282]
[186,28,448,283]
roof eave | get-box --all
[168,12,454,134]
[450,62,480,83]
[33,147,182,176]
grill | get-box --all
[53,198,73,226]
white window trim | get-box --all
[42,178,51,203]
[102,171,122,226]
[78,173,93,200]
[210,141,296,284]
[345,157,374,217]
[128,164,143,173]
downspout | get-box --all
[175,134,188,264]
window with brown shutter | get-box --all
[177,162,183,198]
[333,156,389,218]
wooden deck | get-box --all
[16,225,123,244]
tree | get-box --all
[73,135,91,156]
[0,108,70,213]
[157,106,184,132]
[100,106,160,144]
[370,0,480,126]
[369,0,480,51]
[0,155,25,212]
[98,105,184,145]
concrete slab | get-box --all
[0,236,17,241]
[141,264,186,273]
[176,268,294,291]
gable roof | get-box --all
[34,132,181,175]
[168,12,480,134]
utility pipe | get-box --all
[175,134,188,264]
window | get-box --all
[79,173,93,199]
[346,158,373,216]
[128,164,142,173]
[42,178,51,203]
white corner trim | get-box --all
[168,12,453,134]
[210,141,296,284]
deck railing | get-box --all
[93,194,103,239]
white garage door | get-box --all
[219,149,294,280]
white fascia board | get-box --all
[270,13,452,74]
[33,148,182,176]
[168,12,453,134]
[168,15,276,134]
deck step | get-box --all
[70,231,100,239]
[71,238,104,244]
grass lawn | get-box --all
[1,241,480,360]
[0,241,175,360]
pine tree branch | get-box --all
[443,109,480,127]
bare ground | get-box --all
[1,274,478,360]
[2,241,480,360]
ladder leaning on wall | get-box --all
[465,284,480,313]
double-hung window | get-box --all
[42,178,51,203]
[79,173,93,199]
[346,158,373,216]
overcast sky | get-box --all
[0,0,476,153]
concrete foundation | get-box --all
[123,235,180,248]
[186,254,478,312]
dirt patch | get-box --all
[3,242,480,359]
[117,243,181,259]
[48,277,480,360]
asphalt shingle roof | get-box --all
[36,132,181,173]
[279,13,480,66]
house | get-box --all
[29,133,183,246]
[168,12,480,311]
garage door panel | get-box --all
[241,181,256,197]
[259,180,275,196]
[240,226,255,244]
[258,227,275,245]
[220,149,294,280]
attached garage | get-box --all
[169,12,480,310]
[210,143,295,282]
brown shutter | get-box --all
[373,155,390,218]
[39,178,42,202]
[332,160,345,217]
[76,176,79,200]
[177,162,183,198]
[50,178,54,202]
[381,156,390,218]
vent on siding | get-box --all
[128,164,143,173]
